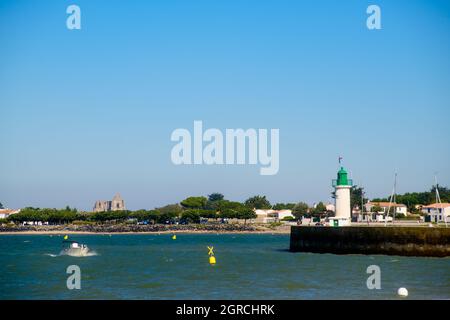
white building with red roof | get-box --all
[365,201,408,216]
[254,209,294,223]
[422,203,450,223]
[0,208,20,219]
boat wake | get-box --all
[61,249,99,257]
[45,253,60,257]
[45,250,99,258]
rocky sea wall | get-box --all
[290,226,450,257]
[0,223,260,233]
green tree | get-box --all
[130,209,147,221]
[244,195,271,209]
[220,208,237,219]
[89,211,107,222]
[47,206,79,224]
[157,212,177,224]
[205,193,225,210]
[181,210,201,223]
[157,204,183,216]
[155,205,180,224]
[216,200,242,211]
[130,209,160,223]
[0,202,4,209]
[371,205,383,213]
[311,202,327,217]
[431,186,450,203]
[180,197,207,209]
[372,185,450,212]
[272,203,296,210]
[89,210,130,223]
[208,193,224,202]
[111,210,129,221]
[235,207,257,225]
[8,207,83,224]
[8,208,30,223]
[8,207,46,223]
[292,202,309,219]
[350,186,367,210]
[197,209,217,219]
[146,210,161,223]
[316,202,327,212]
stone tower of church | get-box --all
[111,193,126,211]
[93,193,126,212]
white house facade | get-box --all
[254,209,294,223]
[0,208,20,219]
[422,203,450,223]
[365,202,408,216]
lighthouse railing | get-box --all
[332,179,353,187]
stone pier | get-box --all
[290,226,450,257]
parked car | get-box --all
[315,222,324,226]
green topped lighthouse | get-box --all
[331,166,352,226]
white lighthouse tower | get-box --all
[330,167,353,226]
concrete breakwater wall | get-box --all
[290,226,450,257]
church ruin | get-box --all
[93,193,126,212]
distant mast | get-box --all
[385,173,397,227]
[435,173,447,228]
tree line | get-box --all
[4,185,446,224]
[372,186,450,213]
[331,185,450,214]
[4,194,259,225]
[3,193,332,225]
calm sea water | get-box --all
[0,234,449,299]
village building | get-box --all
[254,209,294,223]
[365,201,408,216]
[422,203,450,223]
[0,208,20,219]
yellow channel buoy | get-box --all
[207,246,216,265]
[172,235,177,240]
[64,235,69,240]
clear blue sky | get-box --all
[1,0,449,210]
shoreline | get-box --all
[1,222,445,236]
[0,225,292,235]
[0,230,291,235]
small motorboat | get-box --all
[62,240,91,257]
